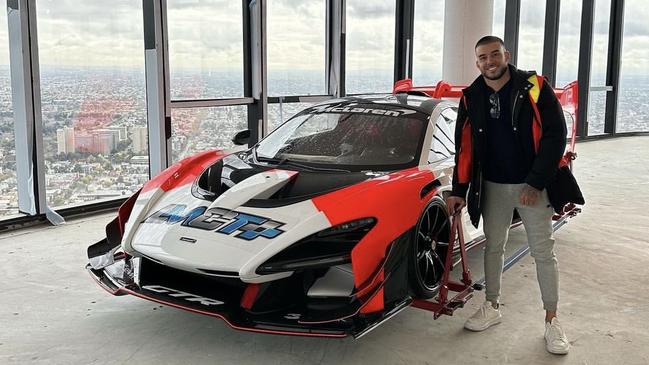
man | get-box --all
[446,36,570,355]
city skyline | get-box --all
[1,1,648,76]
[0,0,648,218]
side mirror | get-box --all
[232,129,251,146]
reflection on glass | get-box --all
[586,91,606,135]
[268,102,315,133]
[168,0,243,100]
[257,111,424,170]
[346,0,396,94]
[37,1,148,209]
[0,9,17,217]
[618,0,649,133]
[412,0,444,85]
[492,0,506,40]
[556,0,581,86]
[268,0,325,96]
[171,106,248,162]
[517,0,546,73]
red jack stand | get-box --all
[411,213,479,319]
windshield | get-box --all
[255,104,427,171]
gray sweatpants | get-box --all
[482,180,559,311]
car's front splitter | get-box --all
[86,255,414,339]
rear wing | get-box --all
[393,78,579,156]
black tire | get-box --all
[408,196,451,299]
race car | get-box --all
[87,81,579,338]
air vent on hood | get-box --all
[196,269,240,278]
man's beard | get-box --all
[482,64,508,80]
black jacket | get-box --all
[451,65,567,227]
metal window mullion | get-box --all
[604,0,625,134]
[246,0,267,144]
[542,0,560,86]
[242,0,257,145]
[504,0,521,65]
[326,0,345,97]
[170,97,255,109]
[576,0,594,138]
[143,0,171,177]
[7,0,47,216]
[267,95,333,103]
[394,0,414,83]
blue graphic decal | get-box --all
[143,204,285,240]
[143,204,188,224]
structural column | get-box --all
[246,0,267,142]
[394,0,414,83]
[576,0,594,137]
[542,0,561,86]
[442,0,494,85]
[7,0,64,223]
[326,0,345,97]
[604,0,625,135]
[7,0,45,215]
[143,0,171,176]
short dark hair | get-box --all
[475,36,506,49]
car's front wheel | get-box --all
[408,196,451,299]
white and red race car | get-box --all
[87,81,580,338]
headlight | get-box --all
[255,217,376,274]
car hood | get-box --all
[120,150,376,283]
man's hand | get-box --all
[519,184,541,206]
[446,196,466,216]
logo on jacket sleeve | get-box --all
[143,204,285,240]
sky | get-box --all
[0,0,648,78]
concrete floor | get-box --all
[1,136,648,365]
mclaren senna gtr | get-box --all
[87,83,579,338]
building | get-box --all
[75,129,120,155]
[95,129,120,155]
[131,126,148,154]
[56,127,75,154]
[108,126,128,141]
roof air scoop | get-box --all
[207,169,299,211]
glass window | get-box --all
[412,0,444,86]
[618,0,649,133]
[556,0,582,86]
[587,0,611,136]
[0,9,18,218]
[492,0,506,40]
[267,0,326,96]
[345,0,396,94]
[256,108,426,170]
[37,1,148,209]
[517,0,546,73]
[171,106,248,162]
[268,102,315,133]
[556,0,582,136]
[167,0,244,100]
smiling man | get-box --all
[445,36,570,355]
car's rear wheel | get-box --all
[408,196,451,299]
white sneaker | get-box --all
[544,317,570,354]
[464,301,502,331]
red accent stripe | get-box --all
[298,272,390,324]
[240,283,261,310]
[529,94,543,154]
[141,150,227,193]
[117,190,140,235]
[311,167,437,314]
[392,79,465,98]
[457,119,472,183]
